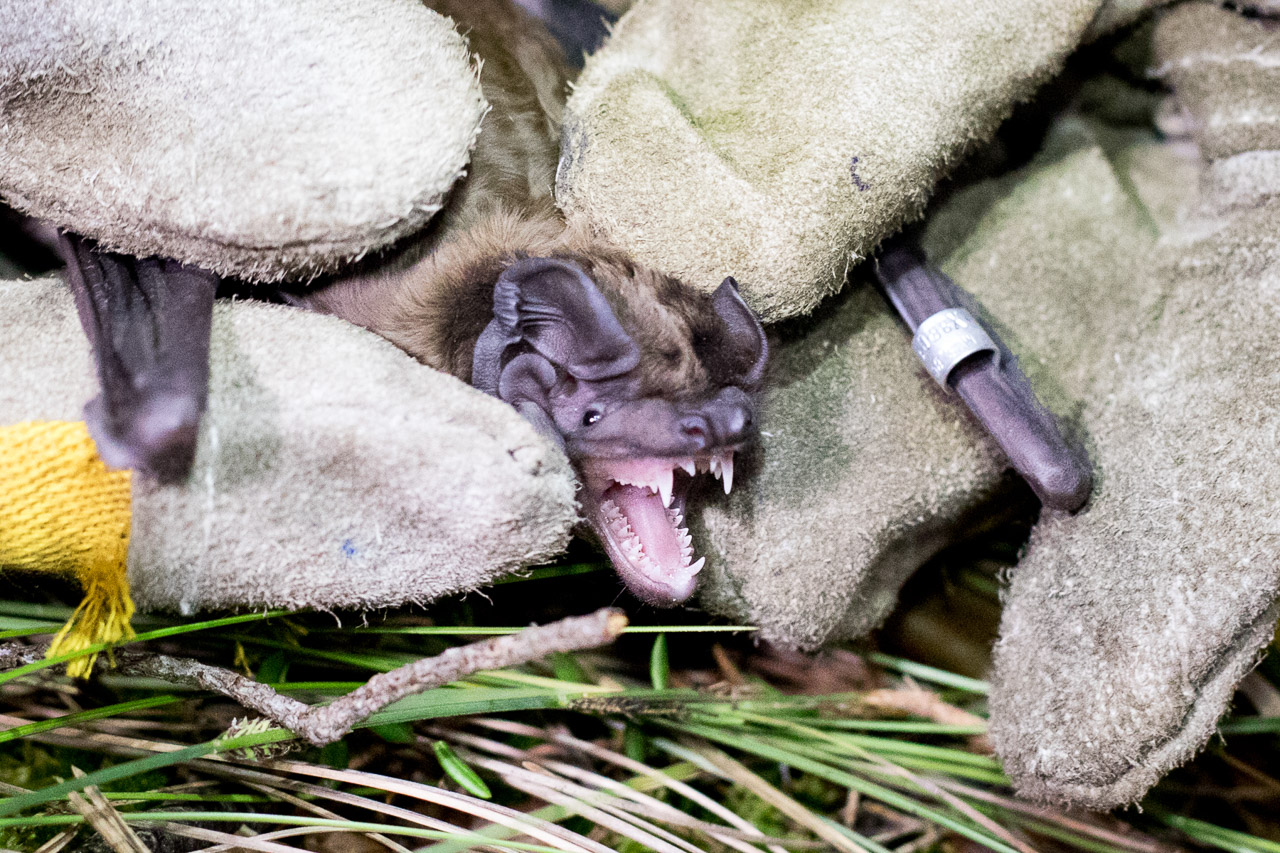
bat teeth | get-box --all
[602,499,640,546]
[600,498,623,524]
[656,468,675,508]
[719,453,734,495]
[679,458,697,477]
[687,557,706,575]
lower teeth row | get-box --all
[599,498,698,569]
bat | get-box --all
[302,210,769,605]
[302,0,1091,605]
[291,0,769,605]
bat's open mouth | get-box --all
[579,451,735,605]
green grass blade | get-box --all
[490,562,605,585]
[0,610,289,686]
[865,653,990,695]
[0,619,62,637]
[0,602,74,621]
[99,792,267,803]
[727,710,1002,770]
[650,634,670,691]
[0,813,576,852]
[0,727,295,817]
[360,686,592,727]
[345,624,757,636]
[434,741,493,800]
[661,718,1023,853]
[0,695,180,745]
[127,610,289,642]
[1217,716,1280,735]
[806,719,987,735]
[1153,810,1280,853]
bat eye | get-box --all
[582,408,603,427]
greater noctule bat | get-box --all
[294,0,770,605]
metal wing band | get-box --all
[911,308,997,389]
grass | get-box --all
[0,558,1277,853]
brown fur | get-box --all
[302,0,744,400]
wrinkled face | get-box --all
[549,373,757,605]
[472,256,768,605]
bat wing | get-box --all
[58,233,218,483]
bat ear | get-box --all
[493,256,640,380]
[712,277,768,389]
[496,352,565,448]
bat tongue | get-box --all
[607,483,686,570]
[581,456,712,604]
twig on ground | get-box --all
[0,643,43,670]
[0,608,628,746]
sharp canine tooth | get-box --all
[656,467,674,508]
[721,453,734,494]
[688,557,706,574]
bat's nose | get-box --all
[679,415,710,450]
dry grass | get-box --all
[0,555,1276,853]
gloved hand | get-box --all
[0,277,576,657]
[564,0,1280,809]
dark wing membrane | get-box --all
[58,232,218,483]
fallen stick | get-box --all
[1,608,628,746]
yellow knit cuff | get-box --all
[0,421,135,677]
